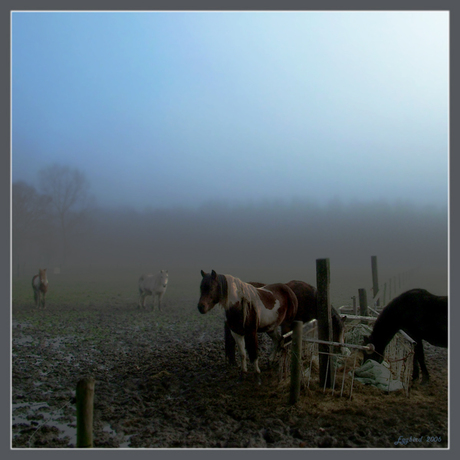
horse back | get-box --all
[259,283,298,326]
[374,289,447,349]
[32,275,39,290]
[139,272,168,294]
[286,280,317,323]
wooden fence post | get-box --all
[358,288,368,317]
[289,321,303,404]
[316,258,333,389]
[371,256,379,307]
[77,376,95,448]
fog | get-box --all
[11,12,448,289]
[59,199,447,273]
[12,12,448,211]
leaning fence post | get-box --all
[316,258,333,389]
[77,376,95,448]
[371,256,379,307]
[358,288,368,317]
[289,321,303,404]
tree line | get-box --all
[13,164,448,275]
[13,164,93,276]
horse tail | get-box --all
[285,284,299,323]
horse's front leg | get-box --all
[245,330,261,385]
[415,342,430,384]
[224,322,237,365]
[231,331,248,378]
[157,292,164,311]
[138,294,144,309]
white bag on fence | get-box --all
[352,359,403,392]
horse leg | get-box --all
[224,321,237,365]
[245,330,261,385]
[267,328,282,366]
[42,292,46,309]
[414,342,430,384]
[158,292,164,311]
[33,289,39,308]
[231,331,248,380]
[138,292,144,309]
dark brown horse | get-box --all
[225,280,346,364]
[363,289,447,384]
[32,268,48,309]
[198,270,298,384]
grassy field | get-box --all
[11,263,449,448]
[13,263,448,312]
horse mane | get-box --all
[217,274,228,306]
[224,274,261,327]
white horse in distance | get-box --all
[138,270,169,311]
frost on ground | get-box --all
[12,298,448,449]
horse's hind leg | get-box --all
[33,290,39,308]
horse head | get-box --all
[159,270,169,288]
[39,268,47,282]
[198,270,224,314]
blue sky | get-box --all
[12,11,449,210]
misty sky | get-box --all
[12,11,449,210]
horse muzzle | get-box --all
[197,303,209,314]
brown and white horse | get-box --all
[225,280,347,365]
[32,268,48,309]
[198,270,298,384]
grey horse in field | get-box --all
[138,270,169,311]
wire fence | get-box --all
[281,316,415,401]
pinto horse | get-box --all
[198,270,298,384]
[363,289,447,384]
[32,269,48,309]
[225,280,346,364]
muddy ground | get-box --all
[11,293,448,450]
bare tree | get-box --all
[12,181,54,276]
[38,164,93,268]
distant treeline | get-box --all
[64,199,447,271]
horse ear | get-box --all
[211,270,217,279]
[201,270,206,278]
